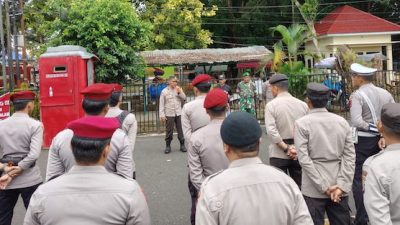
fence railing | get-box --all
[122,71,400,134]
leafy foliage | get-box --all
[142,0,216,49]
[25,0,152,83]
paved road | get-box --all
[11,132,355,225]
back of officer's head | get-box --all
[380,103,400,138]
[81,83,114,116]
[10,91,36,112]
[109,84,123,107]
[269,73,289,90]
[220,112,262,158]
[306,82,330,108]
[192,74,212,94]
[68,117,119,164]
[204,88,228,118]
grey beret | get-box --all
[381,103,400,132]
[269,73,288,85]
[307,82,330,100]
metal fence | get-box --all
[122,71,400,134]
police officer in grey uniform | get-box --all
[196,112,313,225]
[188,88,230,224]
[265,74,308,187]
[363,103,400,225]
[46,83,134,181]
[182,74,212,225]
[294,83,355,225]
[24,116,150,225]
[349,63,395,225]
[0,91,44,225]
[106,84,138,152]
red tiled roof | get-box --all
[315,5,400,36]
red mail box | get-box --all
[39,45,97,148]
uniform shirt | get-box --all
[0,112,43,189]
[106,107,138,151]
[188,119,229,190]
[46,126,134,181]
[217,84,232,96]
[262,80,274,103]
[181,95,210,150]
[265,92,308,159]
[159,87,186,118]
[24,166,150,225]
[364,143,400,225]
[196,157,313,225]
[294,108,355,198]
[350,83,394,132]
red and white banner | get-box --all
[0,93,10,120]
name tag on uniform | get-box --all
[351,127,358,144]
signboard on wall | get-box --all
[0,93,10,120]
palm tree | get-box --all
[271,24,310,66]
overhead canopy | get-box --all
[140,46,272,66]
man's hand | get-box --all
[176,86,183,94]
[160,117,166,122]
[287,147,297,160]
[330,188,343,203]
[7,166,23,178]
[0,174,12,190]
[378,137,386,150]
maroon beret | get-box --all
[67,116,120,139]
[204,88,228,109]
[81,83,114,101]
[10,91,36,102]
[192,74,212,86]
[111,83,123,92]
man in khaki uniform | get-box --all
[294,83,355,225]
[363,103,400,225]
[159,76,186,154]
[106,84,138,151]
[182,74,212,225]
[24,117,150,225]
[189,88,230,224]
[0,91,43,225]
[349,63,394,225]
[196,112,313,225]
[46,83,134,181]
[265,74,308,187]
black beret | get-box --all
[307,82,330,100]
[381,103,400,132]
[269,73,288,85]
[220,112,262,148]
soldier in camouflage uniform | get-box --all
[236,72,256,115]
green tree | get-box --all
[142,0,216,49]
[25,0,152,83]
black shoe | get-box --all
[164,146,171,154]
[180,144,187,152]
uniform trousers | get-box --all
[165,116,184,144]
[188,176,198,225]
[0,183,41,225]
[304,196,351,225]
[269,158,302,188]
[352,136,380,225]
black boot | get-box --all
[180,141,187,152]
[164,142,171,154]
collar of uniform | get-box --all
[195,95,206,100]
[276,92,292,98]
[309,108,328,114]
[209,118,224,125]
[359,82,375,90]
[385,143,400,152]
[229,157,262,168]
[11,112,29,118]
[69,165,107,174]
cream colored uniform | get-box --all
[24,166,150,225]
[364,143,400,225]
[188,119,229,190]
[0,112,43,189]
[196,157,313,225]
[46,127,134,181]
[106,106,138,151]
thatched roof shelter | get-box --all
[140,46,272,66]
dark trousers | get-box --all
[304,196,351,225]
[165,116,184,144]
[188,176,198,225]
[269,158,302,188]
[0,183,41,225]
[352,136,380,225]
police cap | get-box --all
[269,74,288,85]
[307,82,330,100]
[381,103,400,132]
[350,63,377,76]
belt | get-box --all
[357,131,379,137]
[283,139,294,145]
[0,155,35,167]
